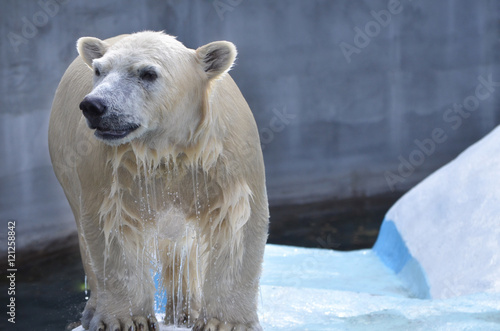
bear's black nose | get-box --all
[80,96,107,122]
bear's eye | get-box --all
[140,69,158,82]
[94,67,101,77]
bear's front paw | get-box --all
[86,313,159,331]
[193,317,262,331]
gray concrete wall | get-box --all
[1,0,500,251]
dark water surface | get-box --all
[0,246,85,331]
[269,193,401,250]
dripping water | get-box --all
[84,274,89,301]
[171,242,177,326]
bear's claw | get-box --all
[85,313,158,331]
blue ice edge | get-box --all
[373,219,431,299]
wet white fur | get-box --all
[49,31,268,331]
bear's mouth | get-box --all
[94,124,140,140]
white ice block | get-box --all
[374,126,500,299]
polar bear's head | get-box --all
[77,31,236,147]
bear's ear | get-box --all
[77,37,109,68]
[196,41,237,80]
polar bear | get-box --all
[48,31,268,331]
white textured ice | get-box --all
[73,244,500,331]
[376,126,500,299]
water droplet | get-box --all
[84,274,88,297]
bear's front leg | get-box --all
[194,215,267,331]
[80,222,159,331]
